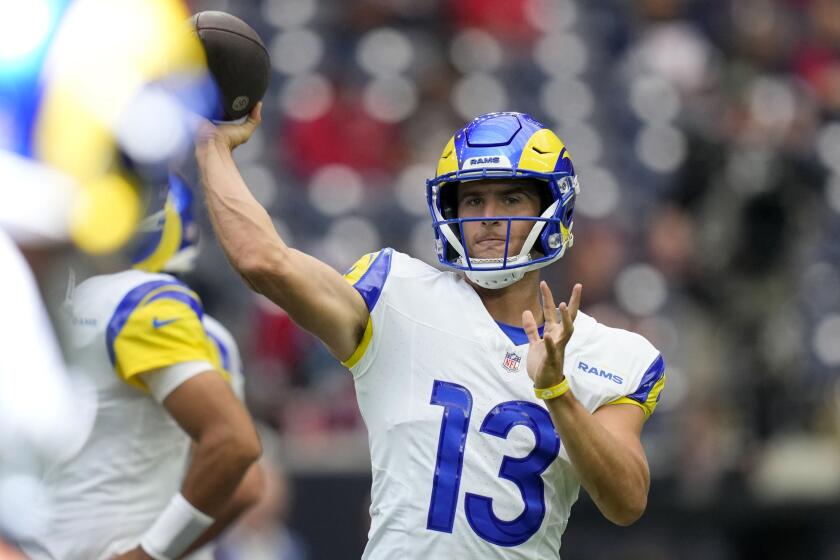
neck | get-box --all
[468,269,543,327]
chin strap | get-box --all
[460,253,530,289]
[461,233,573,289]
[466,268,527,289]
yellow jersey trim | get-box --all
[343,252,378,286]
[607,376,666,418]
[342,316,373,369]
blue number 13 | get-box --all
[427,380,561,547]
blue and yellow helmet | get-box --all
[426,112,580,288]
[131,172,199,273]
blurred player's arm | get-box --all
[181,321,265,557]
[525,283,651,527]
[112,370,262,560]
[128,370,261,560]
[179,457,265,558]
[166,371,261,528]
[194,105,368,362]
[110,290,262,559]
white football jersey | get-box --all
[0,228,82,543]
[21,270,244,560]
[343,249,665,559]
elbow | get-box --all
[236,248,288,295]
[205,427,263,473]
[234,428,263,468]
[604,458,650,527]
[240,463,267,508]
[606,495,647,527]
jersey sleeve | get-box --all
[203,314,246,400]
[341,248,394,370]
[139,360,215,403]
[608,354,666,418]
[108,284,216,390]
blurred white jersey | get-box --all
[343,249,665,559]
[0,228,81,543]
[21,270,244,560]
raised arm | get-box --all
[194,105,368,361]
[523,283,651,526]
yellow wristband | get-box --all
[534,378,571,400]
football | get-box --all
[190,11,270,121]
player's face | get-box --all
[456,179,543,260]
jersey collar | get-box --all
[495,321,543,346]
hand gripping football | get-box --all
[190,11,270,121]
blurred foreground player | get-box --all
[21,176,263,560]
[197,108,665,558]
[0,226,77,558]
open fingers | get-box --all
[522,310,540,344]
[567,283,582,321]
[540,281,557,327]
[567,284,583,322]
[543,330,559,368]
[559,302,574,343]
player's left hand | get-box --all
[522,282,582,390]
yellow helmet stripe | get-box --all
[435,135,459,176]
[132,201,183,272]
[517,128,566,173]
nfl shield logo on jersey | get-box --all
[502,351,522,373]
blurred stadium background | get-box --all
[4,0,840,558]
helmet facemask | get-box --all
[428,175,577,289]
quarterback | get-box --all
[197,107,665,558]
[21,175,263,560]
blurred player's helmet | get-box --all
[0,0,210,254]
[131,173,199,273]
[426,112,579,289]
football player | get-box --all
[196,106,666,558]
[0,226,77,558]
[20,175,263,560]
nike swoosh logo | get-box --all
[152,317,180,329]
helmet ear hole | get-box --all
[537,180,553,213]
[439,182,459,219]
[562,205,574,227]
[436,182,463,262]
